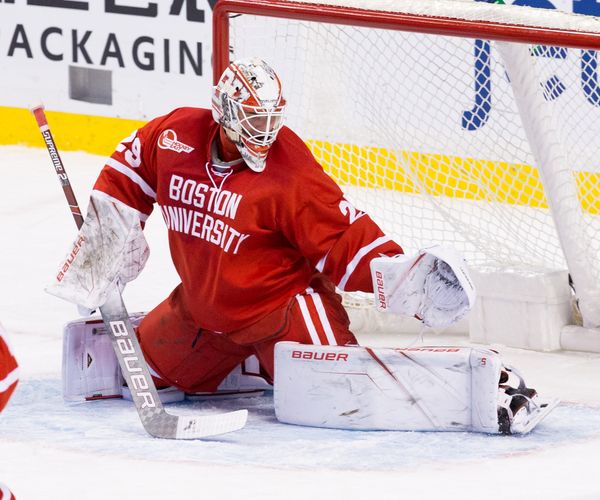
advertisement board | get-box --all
[1,0,600,156]
[0,0,215,152]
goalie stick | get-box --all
[31,105,248,439]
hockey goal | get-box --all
[213,0,600,346]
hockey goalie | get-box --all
[48,57,556,435]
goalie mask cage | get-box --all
[213,0,600,337]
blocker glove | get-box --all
[46,192,150,310]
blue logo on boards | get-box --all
[463,0,600,131]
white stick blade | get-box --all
[175,409,248,439]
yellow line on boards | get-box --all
[307,140,600,215]
[0,106,146,156]
[1,106,598,215]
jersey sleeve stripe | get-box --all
[0,366,19,393]
[91,190,150,222]
[337,235,393,291]
[106,158,157,200]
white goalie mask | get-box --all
[212,58,286,172]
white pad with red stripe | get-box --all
[274,342,502,433]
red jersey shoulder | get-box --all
[159,107,213,130]
[141,107,215,151]
[266,126,345,203]
[267,126,332,182]
[269,126,316,166]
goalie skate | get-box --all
[124,357,273,402]
[185,356,272,400]
[497,367,559,435]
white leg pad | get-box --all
[63,314,272,402]
[62,313,145,401]
[274,342,503,433]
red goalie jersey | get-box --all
[0,324,18,413]
[94,107,402,334]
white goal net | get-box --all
[214,0,600,331]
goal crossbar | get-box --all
[214,0,600,81]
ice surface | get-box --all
[3,380,600,470]
[1,146,600,500]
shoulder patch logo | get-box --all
[158,129,195,153]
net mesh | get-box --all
[227,6,600,325]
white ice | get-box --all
[1,145,600,500]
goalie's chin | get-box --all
[238,141,272,173]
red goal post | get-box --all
[212,0,600,349]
